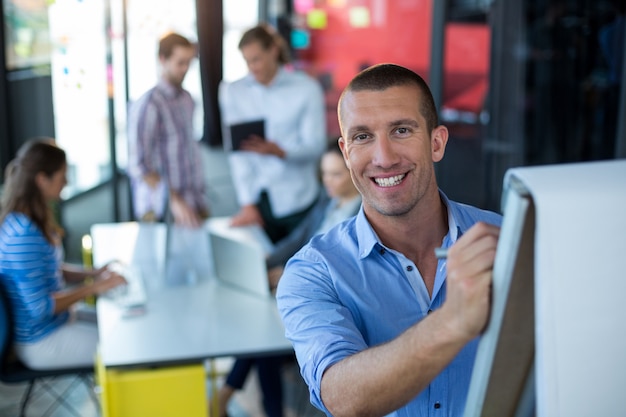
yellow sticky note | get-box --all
[307,9,328,30]
[349,6,370,28]
[328,0,346,7]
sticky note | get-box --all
[349,6,370,28]
[307,9,328,29]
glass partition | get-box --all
[112,0,203,173]
[223,0,259,82]
[48,0,110,197]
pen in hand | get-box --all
[434,247,448,260]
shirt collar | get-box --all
[244,66,287,88]
[157,78,183,98]
[355,189,463,259]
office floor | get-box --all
[0,358,323,417]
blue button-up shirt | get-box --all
[277,193,502,417]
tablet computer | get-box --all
[229,119,265,151]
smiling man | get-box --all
[276,64,502,417]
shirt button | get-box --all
[427,309,433,314]
[379,248,385,255]
[434,402,441,409]
[406,265,413,271]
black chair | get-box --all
[0,286,99,417]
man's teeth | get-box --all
[374,174,405,187]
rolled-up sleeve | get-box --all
[277,247,367,413]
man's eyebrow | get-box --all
[346,124,370,136]
[389,118,420,128]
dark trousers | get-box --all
[226,355,289,417]
[257,191,315,243]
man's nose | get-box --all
[372,136,400,167]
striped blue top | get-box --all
[0,212,68,343]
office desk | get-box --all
[91,222,292,416]
[97,280,291,368]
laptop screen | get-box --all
[206,217,273,297]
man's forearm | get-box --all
[320,308,470,417]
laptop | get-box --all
[206,217,273,297]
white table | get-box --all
[91,222,292,416]
[91,221,292,368]
[97,279,291,368]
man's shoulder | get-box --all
[130,87,160,112]
[301,216,358,258]
[448,200,503,227]
[223,76,251,91]
[283,69,323,92]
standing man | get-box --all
[277,64,502,416]
[219,24,326,243]
[128,32,209,228]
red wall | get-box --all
[293,0,490,137]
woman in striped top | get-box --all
[0,140,126,370]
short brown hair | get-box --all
[158,32,194,59]
[339,63,439,132]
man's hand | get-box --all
[143,172,161,188]
[230,204,264,227]
[239,135,286,158]
[442,222,500,341]
[170,193,203,228]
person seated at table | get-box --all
[265,141,362,290]
[215,142,362,417]
[0,139,126,370]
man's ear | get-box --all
[431,125,449,163]
[338,137,350,169]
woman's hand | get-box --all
[92,269,127,295]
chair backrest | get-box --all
[0,283,12,372]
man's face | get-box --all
[161,45,195,87]
[338,85,447,219]
[240,41,279,86]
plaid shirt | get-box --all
[128,79,207,216]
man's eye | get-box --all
[396,127,409,135]
[354,133,369,142]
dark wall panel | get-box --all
[6,73,55,146]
